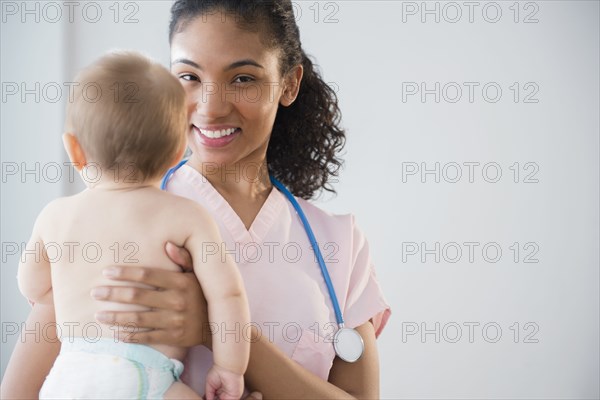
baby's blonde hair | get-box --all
[66,50,187,182]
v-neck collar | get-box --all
[179,164,285,246]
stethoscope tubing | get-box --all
[161,159,345,327]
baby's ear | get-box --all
[62,133,87,171]
[169,142,187,168]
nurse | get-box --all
[1,1,390,398]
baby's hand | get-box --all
[205,365,244,400]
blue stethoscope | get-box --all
[161,159,364,363]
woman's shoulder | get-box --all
[295,197,351,223]
[294,198,366,243]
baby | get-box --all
[17,51,250,400]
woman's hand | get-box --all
[92,242,211,348]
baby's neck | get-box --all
[87,177,160,191]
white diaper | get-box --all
[39,338,184,399]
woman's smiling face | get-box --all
[170,12,293,168]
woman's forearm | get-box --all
[90,261,376,398]
[243,327,356,400]
[1,303,60,399]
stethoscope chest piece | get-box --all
[333,327,364,363]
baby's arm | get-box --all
[182,203,250,398]
[17,205,54,305]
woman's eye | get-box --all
[179,74,199,82]
[234,76,254,84]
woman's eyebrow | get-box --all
[171,58,264,71]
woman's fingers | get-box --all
[94,310,189,344]
[91,265,210,348]
[100,265,194,291]
[165,241,194,272]
[117,327,185,346]
[244,392,263,400]
[110,316,209,347]
[91,284,188,311]
[95,310,180,330]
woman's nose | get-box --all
[193,82,234,118]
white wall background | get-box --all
[1,1,598,398]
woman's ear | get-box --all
[62,133,87,172]
[280,64,304,107]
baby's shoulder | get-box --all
[39,194,75,217]
[154,193,219,242]
[31,194,78,234]
[158,191,214,223]
[161,190,206,211]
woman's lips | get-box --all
[192,126,241,148]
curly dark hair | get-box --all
[169,0,345,199]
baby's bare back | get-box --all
[42,186,198,359]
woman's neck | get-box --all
[199,160,271,198]
[189,157,273,229]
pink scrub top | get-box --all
[166,164,391,394]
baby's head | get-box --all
[65,51,187,184]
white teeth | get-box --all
[198,127,237,139]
